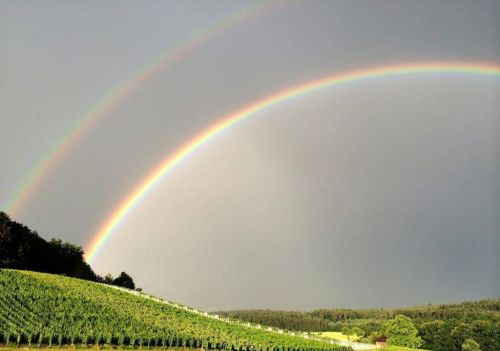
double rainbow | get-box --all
[84,62,500,263]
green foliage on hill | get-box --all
[0,211,134,289]
[219,300,499,333]
[382,315,421,348]
[0,269,349,351]
[0,212,97,281]
[218,300,500,350]
[217,310,332,332]
[461,339,481,351]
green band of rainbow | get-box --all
[84,62,500,264]
[4,1,275,216]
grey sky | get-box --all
[1,0,499,310]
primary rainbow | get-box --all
[4,1,277,217]
[84,62,500,263]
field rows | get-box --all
[0,270,350,351]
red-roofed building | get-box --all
[375,335,387,347]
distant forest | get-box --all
[218,300,500,350]
[219,300,499,331]
[0,211,135,289]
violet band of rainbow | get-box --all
[4,1,276,217]
[84,62,500,264]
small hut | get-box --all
[375,335,387,347]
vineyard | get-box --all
[0,269,350,350]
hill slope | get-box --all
[0,211,134,287]
[0,270,349,350]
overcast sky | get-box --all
[1,0,499,310]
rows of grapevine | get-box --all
[0,270,350,350]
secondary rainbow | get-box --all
[85,62,500,263]
[4,1,277,217]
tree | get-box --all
[452,323,474,350]
[0,212,100,282]
[104,274,114,284]
[350,327,364,341]
[420,320,457,351]
[466,320,499,351]
[340,327,353,341]
[0,212,14,266]
[420,320,441,349]
[383,314,422,348]
[113,272,135,289]
[462,339,481,351]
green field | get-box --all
[377,346,428,351]
[312,334,428,351]
[0,348,204,351]
[311,333,352,342]
[0,270,349,351]
[315,334,431,351]
[0,349,330,351]
[0,346,427,351]
[0,348,211,351]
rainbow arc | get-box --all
[4,1,276,216]
[84,62,500,264]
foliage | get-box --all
[419,319,455,351]
[113,272,135,289]
[350,327,363,339]
[219,310,332,332]
[366,331,383,344]
[218,299,499,335]
[218,300,499,350]
[340,328,352,340]
[450,320,498,351]
[382,315,421,348]
[461,339,481,351]
[104,273,114,284]
[337,327,362,342]
[0,211,134,289]
[0,269,349,351]
[0,212,93,280]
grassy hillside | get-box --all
[377,347,427,351]
[0,270,349,350]
[313,333,351,342]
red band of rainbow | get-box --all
[84,62,500,264]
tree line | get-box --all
[0,211,135,289]
[218,300,499,350]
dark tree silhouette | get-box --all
[0,211,134,288]
[113,272,135,289]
